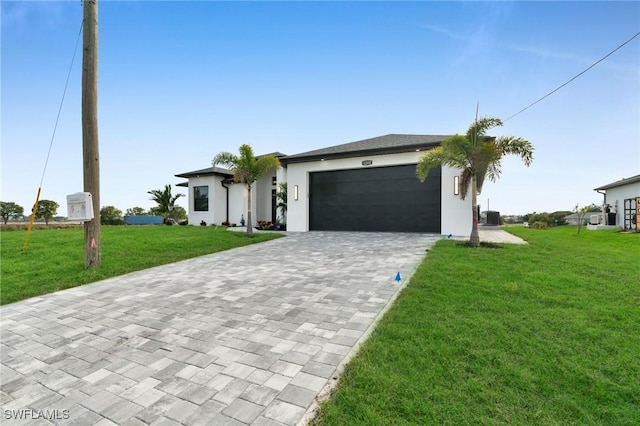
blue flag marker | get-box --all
[395,272,401,282]
[447,234,452,239]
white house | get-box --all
[593,174,640,231]
[176,134,473,237]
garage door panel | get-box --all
[310,165,441,232]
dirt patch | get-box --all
[459,241,503,249]
[0,222,84,232]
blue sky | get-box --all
[2,1,639,216]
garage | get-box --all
[309,165,441,232]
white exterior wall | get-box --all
[186,176,272,227]
[441,166,473,237]
[255,171,277,222]
[187,176,218,226]
[228,184,247,226]
[603,182,640,227]
[285,152,472,237]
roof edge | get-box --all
[282,142,441,164]
[175,166,233,179]
[593,174,640,191]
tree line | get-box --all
[1,184,186,226]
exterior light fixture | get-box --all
[294,185,299,201]
[454,176,460,195]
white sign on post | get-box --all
[67,192,94,221]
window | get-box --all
[194,186,209,211]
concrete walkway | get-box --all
[478,226,527,244]
[1,232,442,426]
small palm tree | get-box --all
[148,184,184,219]
[275,182,287,224]
[213,144,281,237]
[417,116,533,246]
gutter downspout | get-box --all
[596,189,611,226]
[221,178,233,223]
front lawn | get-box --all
[313,227,639,425]
[0,226,282,305]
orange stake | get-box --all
[22,187,42,251]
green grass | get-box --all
[0,226,282,305]
[314,227,640,425]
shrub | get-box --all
[257,220,274,230]
[100,206,124,225]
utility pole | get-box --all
[83,0,100,268]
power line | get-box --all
[504,31,640,123]
[39,18,83,187]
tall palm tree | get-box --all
[148,184,184,219]
[213,144,281,237]
[417,116,533,246]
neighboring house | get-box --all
[593,174,640,231]
[564,212,596,226]
[175,134,473,237]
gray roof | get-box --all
[176,152,286,178]
[257,152,287,159]
[282,134,450,164]
[594,174,640,191]
[175,166,233,179]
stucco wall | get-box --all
[441,166,473,237]
[187,176,218,226]
[186,176,271,227]
[285,151,472,237]
[255,171,277,223]
[228,184,247,226]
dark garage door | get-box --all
[310,165,441,232]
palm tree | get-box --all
[148,184,184,220]
[275,182,287,224]
[417,116,533,246]
[213,144,281,237]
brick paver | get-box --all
[1,232,443,425]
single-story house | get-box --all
[175,134,473,237]
[564,212,598,226]
[593,174,640,230]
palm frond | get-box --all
[466,116,503,144]
[212,152,240,169]
[213,144,280,185]
[239,144,256,169]
[416,146,446,182]
[459,168,473,200]
[253,156,281,180]
[496,136,534,167]
[442,135,471,168]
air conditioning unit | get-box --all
[589,214,601,225]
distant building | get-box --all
[593,174,640,231]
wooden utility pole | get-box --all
[82,0,100,268]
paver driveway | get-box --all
[1,232,441,425]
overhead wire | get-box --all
[39,19,84,186]
[503,31,640,123]
[23,17,83,251]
